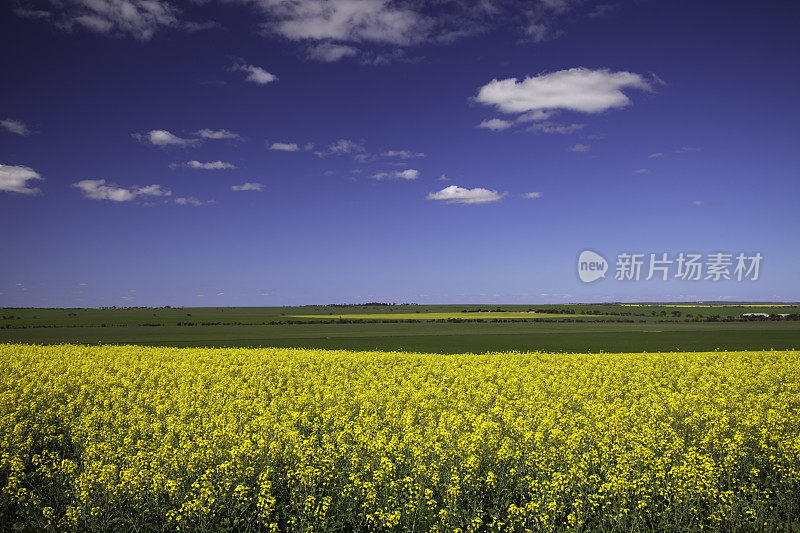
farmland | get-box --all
[2,344,799,532]
[1,303,797,353]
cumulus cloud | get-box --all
[186,160,236,170]
[233,63,278,84]
[195,128,240,140]
[427,185,506,204]
[478,118,513,131]
[307,42,359,62]
[382,149,425,159]
[16,0,181,40]
[0,164,43,195]
[372,169,419,180]
[1,118,33,136]
[135,129,199,147]
[231,182,264,191]
[269,142,300,152]
[568,143,590,152]
[72,179,170,202]
[476,68,653,117]
[523,191,543,199]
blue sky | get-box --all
[1,0,798,307]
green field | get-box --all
[1,303,798,353]
[289,311,593,320]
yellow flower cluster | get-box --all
[1,344,799,532]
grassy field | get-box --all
[2,344,798,532]
[1,303,797,353]
[288,312,594,320]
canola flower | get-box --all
[1,344,799,532]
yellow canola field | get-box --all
[1,344,799,532]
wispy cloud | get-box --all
[255,0,429,46]
[233,63,278,84]
[648,152,664,158]
[186,160,236,170]
[73,179,170,202]
[568,143,591,152]
[195,128,240,140]
[231,182,264,192]
[675,146,701,154]
[14,0,181,40]
[1,118,34,136]
[382,149,425,159]
[269,142,300,152]
[633,168,650,174]
[523,191,543,199]
[316,139,366,157]
[174,196,210,206]
[478,118,513,131]
[427,185,506,204]
[134,129,199,147]
[372,169,419,180]
[307,42,359,62]
[528,122,584,134]
[0,164,43,195]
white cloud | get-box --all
[233,63,277,84]
[476,68,652,117]
[72,179,170,202]
[523,191,543,199]
[135,184,171,196]
[516,110,552,122]
[372,169,419,180]
[0,165,42,195]
[633,168,650,174]
[1,118,33,136]
[648,152,664,158]
[24,0,180,41]
[174,196,204,206]
[232,182,264,191]
[528,122,584,134]
[568,143,590,152]
[318,139,366,156]
[427,185,506,204]
[307,42,359,62]
[186,160,236,170]
[135,129,199,147]
[195,128,240,140]
[257,0,429,46]
[269,142,300,152]
[524,23,560,43]
[478,118,513,131]
[231,182,263,192]
[437,173,450,181]
[382,149,425,159]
